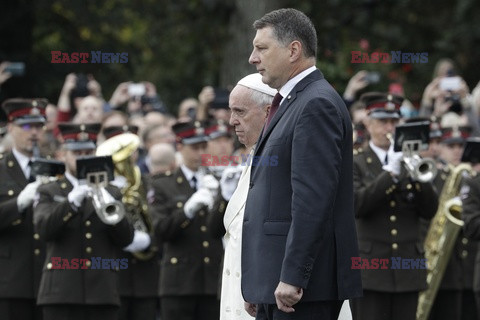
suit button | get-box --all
[200,226,207,232]
[392,243,398,250]
[33,233,40,240]
[390,201,396,207]
[406,183,412,190]
[34,249,40,255]
[85,247,92,254]
[47,262,52,269]
[199,210,205,217]
[85,233,92,239]
[8,190,14,196]
[85,260,91,267]
[462,237,469,245]
[204,257,210,264]
[461,250,468,258]
[170,257,178,264]
[177,202,183,208]
[202,241,209,248]
[390,215,397,222]
[61,182,67,189]
[391,229,398,236]
[85,220,91,227]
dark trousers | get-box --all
[461,289,477,320]
[256,300,343,320]
[0,298,42,320]
[161,295,219,320]
[119,297,157,320]
[351,290,418,320]
[42,304,118,320]
[429,289,462,320]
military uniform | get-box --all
[0,98,49,320]
[34,123,134,320]
[351,93,438,320]
[428,163,478,320]
[462,173,480,313]
[0,152,45,319]
[149,168,225,320]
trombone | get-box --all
[386,133,437,183]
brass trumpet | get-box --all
[386,133,437,183]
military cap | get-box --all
[172,120,209,145]
[1,98,47,125]
[58,122,102,150]
[204,119,233,140]
[440,126,471,145]
[360,92,403,119]
[102,125,139,140]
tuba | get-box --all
[96,133,156,260]
[416,163,472,320]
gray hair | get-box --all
[249,89,274,109]
[253,8,317,58]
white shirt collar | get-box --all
[12,147,32,178]
[180,164,198,188]
[278,65,317,103]
[369,140,388,164]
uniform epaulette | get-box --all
[353,148,363,155]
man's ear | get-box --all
[289,40,303,62]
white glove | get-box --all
[382,146,403,176]
[110,175,128,189]
[198,174,219,198]
[68,184,92,208]
[123,230,151,252]
[220,166,243,200]
[184,188,214,219]
[17,180,41,211]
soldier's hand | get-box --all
[383,145,403,176]
[17,180,41,211]
[123,230,151,252]
[220,166,242,200]
[68,184,91,208]
[184,188,214,219]
[199,174,219,198]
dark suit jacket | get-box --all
[34,177,134,305]
[149,169,225,296]
[353,145,437,292]
[0,152,45,299]
[461,174,480,292]
[241,69,363,304]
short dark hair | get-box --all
[253,8,317,58]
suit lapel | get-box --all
[253,69,325,161]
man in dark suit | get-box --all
[148,121,226,320]
[34,123,134,320]
[0,98,48,320]
[242,8,362,320]
[352,93,438,320]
